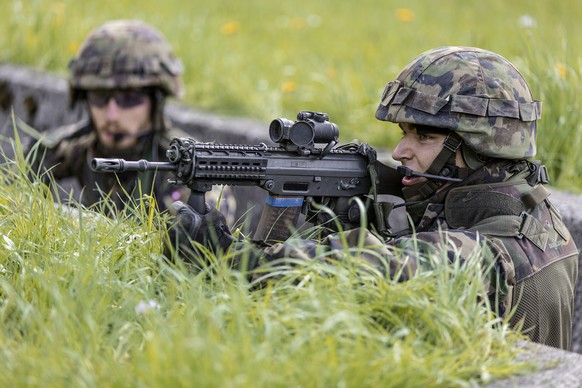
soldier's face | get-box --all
[392,123,465,187]
[88,89,152,150]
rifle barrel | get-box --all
[91,158,176,172]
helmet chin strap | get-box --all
[401,131,468,203]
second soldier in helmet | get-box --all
[29,19,235,216]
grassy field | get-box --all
[0,138,533,386]
[1,0,582,191]
[0,1,577,385]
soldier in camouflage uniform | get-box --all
[171,47,578,350]
[28,20,234,215]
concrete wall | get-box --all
[1,65,582,383]
[549,190,582,354]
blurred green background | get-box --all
[1,0,581,191]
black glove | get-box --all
[169,201,236,254]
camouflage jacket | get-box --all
[260,160,579,349]
[28,120,191,213]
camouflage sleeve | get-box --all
[259,228,415,280]
[256,228,514,313]
[390,230,515,316]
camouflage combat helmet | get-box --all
[375,46,542,159]
[68,19,184,99]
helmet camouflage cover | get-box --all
[375,46,542,159]
[68,19,184,98]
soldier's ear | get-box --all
[460,143,490,171]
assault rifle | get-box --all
[91,111,402,243]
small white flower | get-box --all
[135,300,160,315]
[518,15,537,28]
[126,234,143,243]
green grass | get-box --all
[0,126,533,387]
[0,129,534,386]
[0,2,575,385]
[1,0,582,191]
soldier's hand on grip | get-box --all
[170,201,236,253]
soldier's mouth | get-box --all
[401,175,425,187]
[112,133,129,142]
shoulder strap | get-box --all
[445,180,551,250]
[445,179,549,229]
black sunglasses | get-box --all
[86,89,150,109]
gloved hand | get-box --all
[169,200,236,253]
